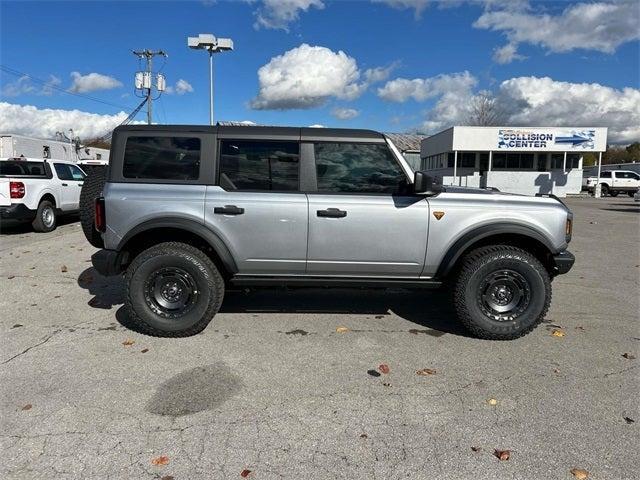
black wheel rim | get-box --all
[477,269,531,321]
[143,267,199,318]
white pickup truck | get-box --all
[583,170,640,197]
[0,157,87,232]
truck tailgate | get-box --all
[0,179,11,206]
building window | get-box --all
[551,154,564,169]
[219,140,299,191]
[460,152,476,168]
[567,154,580,169]
[447,152,455,168]
[493,153,506,169]
[96,153,102,160]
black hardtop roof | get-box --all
[114,124,385,140]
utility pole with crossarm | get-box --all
[132,49,168,125]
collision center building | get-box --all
[420,126,608,196]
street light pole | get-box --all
[209,50,214,126]
[188,34,233,127]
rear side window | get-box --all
[123,136,201,180]
[600,171,611,178]
[218,140,299,191]
[314,143,407,194]
[0,161,49,177]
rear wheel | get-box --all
[79,168,106,248]
[628,191,636,198]
[124,242,224,337]
[609,190,619,197]
[32,200,57,232]
[453,245,551,340]
[600,184,609,196]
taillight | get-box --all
[10,181,25,199]
[95,197,106,232]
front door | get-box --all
[205,138,308,274]
[306,142,429,277]
[53,163,84,210]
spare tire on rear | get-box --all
[80,167,106,248]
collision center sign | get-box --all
[498,129,596,150]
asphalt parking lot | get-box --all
[1,196,638,480]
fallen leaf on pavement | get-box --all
[378,364,390,374]
[367,369,381,377]
[416,368,437,376]
[240,469,252,477]
[151,456,169,466]
[21,404,32,411]
[570,468,589,479]
[624,416,635,424]
[553,368,561,373]
[494,449,510,461]
[360,433,368,439]
[621,353,636,360]
[122,339,135,346]
[471,446,481,452]
[160,476,174,480]
[61,265,68,273]
[7,275,15,280]
[336,326,350,333]
[141,348,149,353]
[487,398,498,406]
[552,329,565,337]
[382,382,391,387]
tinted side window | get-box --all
[0,161,47,177]
[600,171,611,178]
[314,143,407,194]
[123,137,200,180]
[54,163,73,181]
[219,140,299,191]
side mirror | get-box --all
[413,171,441,195]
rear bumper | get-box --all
[552,250,575,275]
[91,249,126,277]
[0,203,36,222]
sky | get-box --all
[0,0,639,144]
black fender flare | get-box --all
[117,217,238,274]
[436,223,558,278]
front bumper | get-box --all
[0,203,36,222]
[552,250,575,275]
[91,249,126,277]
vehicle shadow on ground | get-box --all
[600,207,640,213]
[77,267,469,337]
[0,215,79,235]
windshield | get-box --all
[0,160,50,178]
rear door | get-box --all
[204,135,308,274]
[53,163,76,210]
[305,141,429,277]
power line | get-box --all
[84,97,148,147]
[0,65,133,111]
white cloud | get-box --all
[69,72,122,93]
[495,76,640,144]
[250,44,366,110]
[2,75,61,97]
[175,79,194,95]
[332,107,360,120]
[0,102,133,140]
[364,63,397,84]
[254,0,324,31]
[377,71,477,102]
[492,43,525,64]
[474,1,640,56]
[373,0,431,18]
[308,124,326,128]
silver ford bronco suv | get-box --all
[86,125,574,340]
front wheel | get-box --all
[600,184,609,196]
[453,245,551,340]
[124,242,224,337]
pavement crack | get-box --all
[1,330,60,365]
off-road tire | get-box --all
[124,242,224,337]
[32,200,57,232]
[453,245,551,340]
[79,168,106,248]
[600,184,609,197]
[628,191,636,198]
[609,190,619,197]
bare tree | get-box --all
[467,92,505,126]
